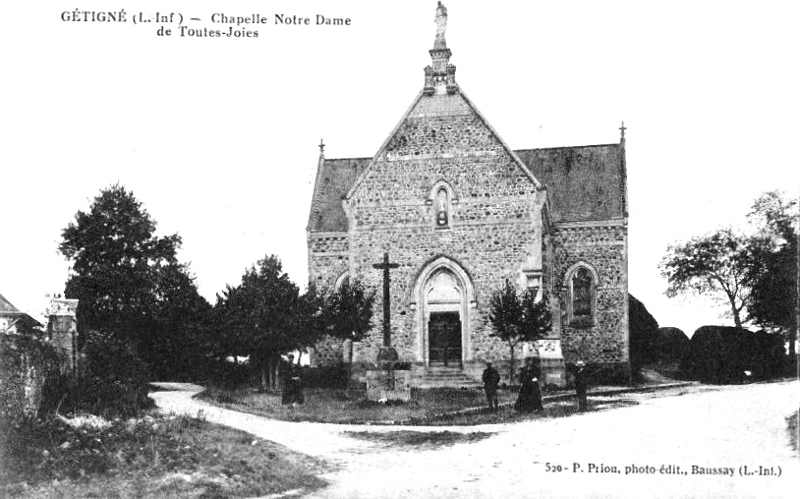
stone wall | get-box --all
[307,232,350,366]
[0,334,58,424]
[552,221,629,377]
[0,298,81,423]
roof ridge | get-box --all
[515,143,620,152]
[324,156,374,162]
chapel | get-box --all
[306,3,629,387]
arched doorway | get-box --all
[413,257,474,367]
[426,270,462,366]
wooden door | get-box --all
[428,311,462,366]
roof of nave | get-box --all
[307,157,371,233]
[307,142,626,232]
[515,143,627,223]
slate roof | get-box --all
[307,143,626,232]
[515,143,627,223]
[307,157,371,232]
[0,291,22,314]
[0,292,43,329]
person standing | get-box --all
[575,361,588,412]
[482,361,501,411]
[514,362,543,413]
[281,354,305,406]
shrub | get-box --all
[201,358,253,389]
[686,326,787,384]
[299,363,348,389]
[628,294,659,376]
[656,327,690,362]
[39,330,154,419]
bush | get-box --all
[686,326,787,384]
[300,363,348,389]
[39,330,154,419]
[656,327,690,362]
[200,358,253,389]
[629,294,659,376]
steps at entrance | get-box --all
[413,366,481,389]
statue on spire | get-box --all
[434,1,448,49]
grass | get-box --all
[0,412,328,498]
[345,430,495,448]
[420,397,640,426]
[198,386,519,424]
[199,385,642,426]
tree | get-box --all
[216,255,317,391]
[60,185,208,378]
[60,185,182,340]
[746,191,798,357]
[323,277,375,381]
[659,228,755,328]
[144,262,212,379]
[488,280,552,384]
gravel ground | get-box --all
[151,380,800,499]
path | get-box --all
[151,381,800,498]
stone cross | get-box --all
[318,138,325,153]
[372,252,400,360]
[619,122,627,141]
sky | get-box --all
[2,0,799,337]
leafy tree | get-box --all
[291,283,329,361]
[488,280,552,384]
[323,277,375,380]
[746,191,798,357]
[144,263,213,379]
[659,228,755,328]
[59,185,208,378]
[216,255,323,391]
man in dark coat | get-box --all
[281,354,305,406]
[482,362,501,411]
[575,361,588,412]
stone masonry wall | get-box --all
[345,218,542,366]
[342,92,547,366]
[307,232,349,366]
[552,222,629,371]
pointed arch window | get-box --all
[572,268,592,317]
[566,263,598,327]
[435,187,450,227]
[428,180,457,229]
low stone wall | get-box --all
[365,369,413,401]
[0,334,60,424]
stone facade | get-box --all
[306,5,629,387]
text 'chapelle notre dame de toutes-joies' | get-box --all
[60,9,353,38]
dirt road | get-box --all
[151,381,799,498]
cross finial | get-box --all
[318,138,325,153]
[619,122,627,142]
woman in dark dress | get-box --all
[514,365,543,413]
